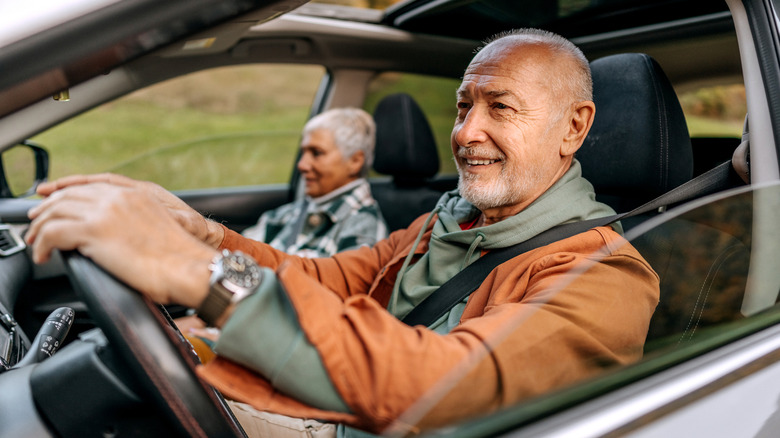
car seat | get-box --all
[371,93,444,231]
[581,53,750,350]
[578,53,694,228]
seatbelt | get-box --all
[401,160,736,327]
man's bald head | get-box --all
[474,29,593,110]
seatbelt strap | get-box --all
[401,160,735,327]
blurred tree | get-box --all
[679,84,746,121]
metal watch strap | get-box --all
[197,281,233,327]
[197,250,262,327]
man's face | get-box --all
[451,41,573,219]
[297,129,358,198]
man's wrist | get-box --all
[204,219,226,248]
[168,250,214,309]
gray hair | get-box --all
[302,107,376,177]
[481,28,593,103]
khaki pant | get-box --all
[228,400,337,438]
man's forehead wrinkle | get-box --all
[457,83,510,99]
[486,89,513,98]
[458,73,524,98]
[465,59,519,77]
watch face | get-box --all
[223,253,262,288]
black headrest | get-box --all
[373,93,440,183]
[578,53,693,212]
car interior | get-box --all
[0,0,775,436]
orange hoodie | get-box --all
[197,215,659,434]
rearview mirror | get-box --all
[0,141,49,198]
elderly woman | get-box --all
[242,107,388,257]
[176,108,388,344]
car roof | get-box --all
[380,0,731,41]
[273,0,741,92]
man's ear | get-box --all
[348,150,366,177]
[561,101,596,157]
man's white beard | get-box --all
[456,159,542,211]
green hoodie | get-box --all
[388,159,619,333]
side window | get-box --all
[680,83,746,137]
[31,64,326,191]
[364,72,461,176]
[679,83,747,176]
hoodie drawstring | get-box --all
[461,232,485,271]
[388,205,442,316]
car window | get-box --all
[416,183,779,435]
[364,72,462,176]
[680,83,747,138]
[30,64,326,191]
[680,83,746,176]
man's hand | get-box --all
[26,181,215,308]
[35,173,225,248]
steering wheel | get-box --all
[62,251,246,437]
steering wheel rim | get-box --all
[62,251,245,438]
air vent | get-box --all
[0,225,25,257]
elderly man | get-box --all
[26,28,659,436]
[242,107,387,257]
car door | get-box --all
[413,0,780,435]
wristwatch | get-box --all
[197,250,263,326]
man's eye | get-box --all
[457,101,470,110]
[493,102,509,110]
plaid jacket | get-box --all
[242,178,388,257]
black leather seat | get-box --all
[583,53,749,349]
[371,93,444,231]
[579,53,694,228]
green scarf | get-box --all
[388,160,618,332]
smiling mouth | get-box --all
[465,158,499,166]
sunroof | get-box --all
[382,0,731,40]
[292,0,731,42]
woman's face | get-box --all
[296,129,361,198]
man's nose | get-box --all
[453,108,488,146]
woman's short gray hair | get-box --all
[302,107,376,177]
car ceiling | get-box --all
[383,0,731,41]
[368,0,742,91]
[276,0,742,92]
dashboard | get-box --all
[0,225,33,369]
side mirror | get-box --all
[0,141,49,198]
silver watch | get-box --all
[197,250,263,326]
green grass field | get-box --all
[32,65,323,190]
[685,115,744,137]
